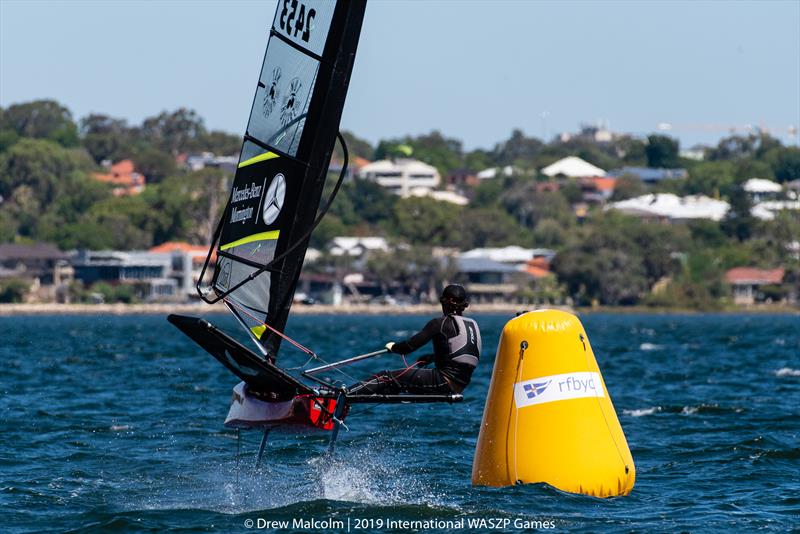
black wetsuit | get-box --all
[350,314,482,396]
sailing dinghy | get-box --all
[169,0,461,462]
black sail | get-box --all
[201,0,366,359]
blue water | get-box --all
[1,312,798,533]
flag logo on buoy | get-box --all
[523,381,551,399]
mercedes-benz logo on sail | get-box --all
[262,173,286,225]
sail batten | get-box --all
[205,0,367,361]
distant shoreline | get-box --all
[0,302,797,316]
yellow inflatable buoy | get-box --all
[471,310,635,497]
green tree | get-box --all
[645,135,679,168]
[80,113,131,163]
[491,129,543,168]
[721,184,757,241]
[0,100,79,147]
[138,108,206,154]
[500,182,573,229]
[611,174,646,201]
[389,197,464,246]
[462,206,525,248]
[771,147,800,183]
[0,278,30,303]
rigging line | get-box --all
[267,131,350,317]
[222,297,359,384]
[223,297,316,357]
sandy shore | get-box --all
[0,302,572,316]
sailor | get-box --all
[349,284,481,396]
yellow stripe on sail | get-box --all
[238,151,279,168]
[219,230,280,251]
[250,325,266,339]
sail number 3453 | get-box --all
[279,0,315,43]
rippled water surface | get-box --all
[1,312,798,532]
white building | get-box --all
[541,156,606,178]
[408,187,469,205]
[476,165,520,180]
[358,159,440,196]
[329,237,389,257]
[751,200,800,221]
[461,246,556,269]
[743,178,782,203]
[608,193,730,221]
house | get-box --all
[751,200,800,221]
[743,178,782,203]
[607,166,688,183]
[329,155,372,180]
[541,157,606,178]
[724,267,786,305]
[0,243,73,301]
[579,176,616,203]
[329,237,389,257]
[93,160,146,196]
[358,159,440,196]
[446,168,479,188]
[476,165,520,180]
[408,188,469,206]
[525,257,553,279]
[607,193,729,222]
[461,246,556,269]
[148,242,215,297]
[181,152,238,173]
[71,250,179,301]
[454,256,521,303]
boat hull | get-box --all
[224,381,338,430]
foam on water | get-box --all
[623,407,660,417]
[774,367,800,377]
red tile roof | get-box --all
[93,159,145,195]
[525,257,552,279]
[592,177,616,192]
[724,267,785,285]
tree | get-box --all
[0,100,79,147]
[721,183,756,241]
[681,160,735,197]
[707,134,757,161]
[462,206,525,248]
[771,147,800,183]
[491,129,544,168]
[610,174,646,201]
[0,278,30,303]
[500,182,574,229]
[0,138,99,241]
[645,135,679,168]
[333,130,374,161]
[138,108,206,154]
[129,146,176,183]
[389,197,464,246]
[80,113,131,163]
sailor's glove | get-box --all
[385,341,395,352]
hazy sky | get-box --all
[1,0,798,150]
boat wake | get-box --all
[132,439,448,516]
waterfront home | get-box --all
[724,267,787,305]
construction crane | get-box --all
[657,122,798,141]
